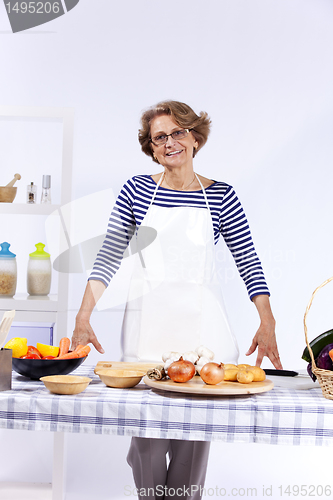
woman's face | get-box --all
[150,114,198,170]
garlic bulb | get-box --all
[164,355,181,372]
[195,356,210,374]
[170,351,182,360]
[164,359,174,372]
[195,345,214,361]
[183,351,199,364]
[162,351,173,363]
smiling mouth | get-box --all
[166,150,183,157]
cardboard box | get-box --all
[0,348,12,391]
[9,322,55,346]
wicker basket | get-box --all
[304,276,333,400]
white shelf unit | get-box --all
[0,203,61,215]
[0,105,74,342]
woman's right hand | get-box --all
[72,315,105,354]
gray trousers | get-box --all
[127,438,211,500]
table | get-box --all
[1,366,333,499]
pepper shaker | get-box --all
[41,175,51,204]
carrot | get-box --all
[58,337,71,357]
[73,344,85,352]
[56,344,90,360]
[56,351,80,360]
[75,345,91,358]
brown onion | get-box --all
[168,357,195,383]
[200,362,225,385]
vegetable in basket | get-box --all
[307,363,316,382]
[316,343,333,370]
[302,329,333,363]
[306,343,333,383]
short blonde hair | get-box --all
[138,100,211,163]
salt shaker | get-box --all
[0,242,17,297]
[27,243,51,296]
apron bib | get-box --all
[121,173,239,364]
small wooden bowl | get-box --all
[95,369,146,388]
[0,187,17,203]
[40,375,92,395]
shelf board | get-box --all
[0,203,60,215]
[0,294,59,312]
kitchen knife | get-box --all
[264,369,299,377]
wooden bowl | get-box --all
[0,187,17,203]
[95,369,146,388]
[40,375,92,395]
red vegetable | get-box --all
[20,353,40,359]
[27,346,42,359]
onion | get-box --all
[168,357,196,383]
[200,362,225,385]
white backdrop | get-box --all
[1,1,333,499]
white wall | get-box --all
[1,0,333,498]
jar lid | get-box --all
[0,242,16,259]
[29,243,50,259]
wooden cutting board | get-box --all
[94,361,158,374]
[143,375,274,396]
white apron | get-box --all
[121,173,239,364]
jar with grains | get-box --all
[27,243,51,296]
[0,242,17,297]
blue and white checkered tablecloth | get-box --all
[0,365,333,446]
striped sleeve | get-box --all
[219,186,270,300]
[88,178,137,286]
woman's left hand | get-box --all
[246,295,283,369]
[246,321,282,369]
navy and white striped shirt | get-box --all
[89,175,270,300]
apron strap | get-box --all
[149,172,164,208]
[195,173,214,225]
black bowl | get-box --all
[12,356,87,380]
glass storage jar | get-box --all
[0,242,17,297]
[27,243,51,296]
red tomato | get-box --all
[20,353,41,359]
[43,356,55,359]
[27,346,42,359]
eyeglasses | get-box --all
[149,128,192,146]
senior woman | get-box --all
[72,100,282,499]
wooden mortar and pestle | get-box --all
[0,174,21,203]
